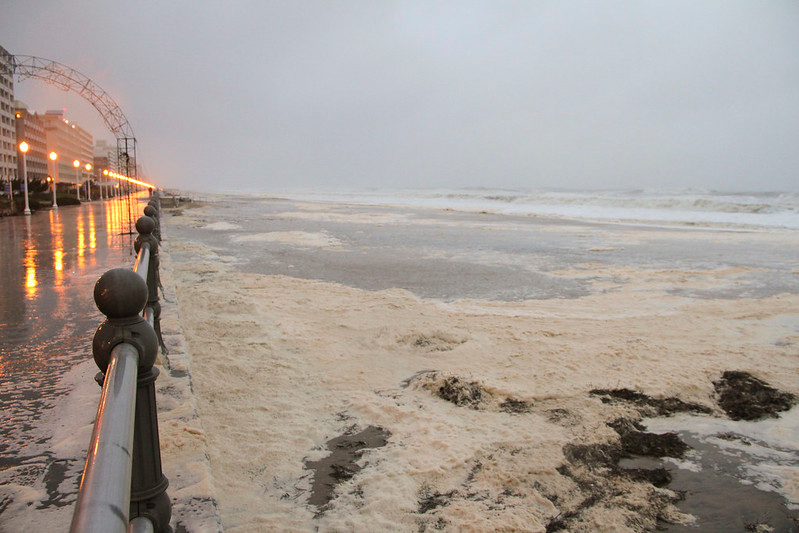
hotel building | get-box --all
[14,102,49,184]
[40,110,93,187]
[0,46,15,190]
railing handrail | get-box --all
[134,242,150,282]
[69,343,140,533]
[71,192,170,533]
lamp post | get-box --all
[73,159,81,201]
[50,152,59,209]
[85,163,93,201]
[20,141,31,215]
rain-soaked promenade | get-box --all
[0,195,146,524]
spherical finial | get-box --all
[144,205,157,218]
[136,215,155,235]
[94,268,147,318]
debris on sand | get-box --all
[400,332,467,352]
[549,413,691,531]
[412,372,534,413]
[417,485,457,514]
[499,398,533,414]
[437,376,484,409]
[408,371,488,409]
[713,371,796,421]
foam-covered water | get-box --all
[272,188,799,230]
[162,195,799,531]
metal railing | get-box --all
[70,193,171,533]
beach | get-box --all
[161,191,799,532]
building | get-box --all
[40,110,93,187]
[0,46,15,192]
[94,139,118,173]
[94,139,120,192]
[15,102,49,185]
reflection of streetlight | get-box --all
[20,141,31,215]
[85,163,93,201]
[73,159,82,201]
[49,151,58,209]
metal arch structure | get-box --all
[11,54,138,179]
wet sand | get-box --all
[164,194,799,532]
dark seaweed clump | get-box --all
[549,417,687,532]
[608,418,688,459]
[590,388,711,417]
[713,371,796,421]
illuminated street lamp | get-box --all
[85,163,93,201]
[73,159,81,200]
[19,141,31,215]
[102,169,110,199]
[49,151,58,209]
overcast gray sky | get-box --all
[2,1,798,192]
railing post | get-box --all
[130,215,171,532]
[144,203,161,242]
[135,215,166,353]
[71,268,158,533]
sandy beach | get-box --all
[161,193,799,532]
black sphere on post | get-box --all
[135,215,155,237]
[92,268,158,373]
[94,268,148,319]
[143,205,161,241]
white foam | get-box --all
[203,221,241,230]
[167,245,799,529]
[232,231,343,248]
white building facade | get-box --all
[41,110,93,187]
[0,46,16,192]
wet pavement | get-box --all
[0,195,145,527]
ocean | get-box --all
[269,188,799,230]
[160,189,799,531]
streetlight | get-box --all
[49,151,58,209]
[102,169,109,199]
[19,141,31,215]
[85,163,93,201]
[73,159,81,201]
